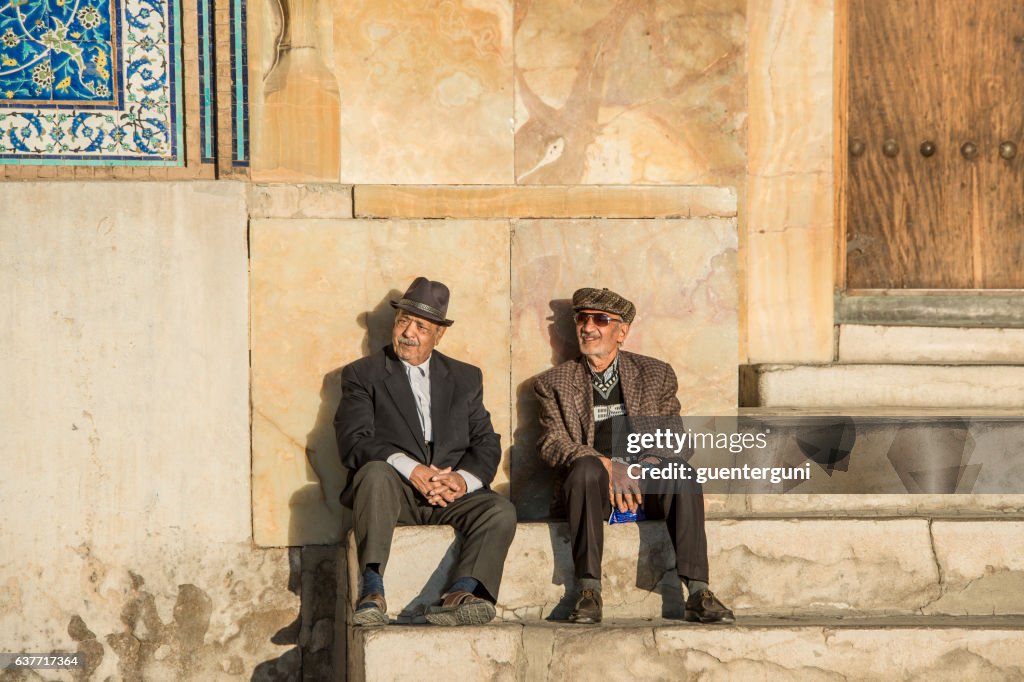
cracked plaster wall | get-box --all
[0,182,299,680]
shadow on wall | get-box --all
[511,299,578,520]
[260,293,398,679]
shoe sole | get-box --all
[684,609,735,624]
[424,600,496,626]
[352,606,389,627]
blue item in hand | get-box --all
[609,506,646,525]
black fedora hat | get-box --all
[390,277,454,326]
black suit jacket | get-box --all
[335,346,501,504]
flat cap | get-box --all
[571,287,636,324]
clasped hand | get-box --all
[409,464,467,507]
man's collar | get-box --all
[400,354,432,374]
[585,354,619,382]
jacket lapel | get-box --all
[572,358,594,446]
[618,351,646,417]
[429,353,453,461]
[383,352,428,458]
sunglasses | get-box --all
[575,312,623,327]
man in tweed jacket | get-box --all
[533,287,734,625]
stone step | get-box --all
[341,520,1024,625]
[838,325,1024,365]
[349,617,1024,681]
[740,364,1024,408]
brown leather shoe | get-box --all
[424,591,496,626]
[684,589,735,624]
[569,588,602,624]
[352,593,389,627]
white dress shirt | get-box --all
[386,354,483,493]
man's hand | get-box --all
[425,466,468,507]
[608,459,642,514]
[409,464,441,500]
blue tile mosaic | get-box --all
[0,0,181,163]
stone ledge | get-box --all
[248,183,354,219]
[353,185,737,219]
[341,519,1024,625]
[741,364,1024,408]
[350,618,1024,681]
[839,325,1024,364]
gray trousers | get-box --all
[351,460,517,601]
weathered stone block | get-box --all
[343,519,946,622]
[840,325,1024,364]
[354,185,737,219]
[351,624,525,681]
[746,0,835,364]
[928,521,1024,615]
[249,184,354,219]
[333,0,514,184]
[747,365,1024,408]
[514,0,745,185]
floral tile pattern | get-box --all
[0,0,181,163]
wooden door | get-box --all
[846,0,1024,289]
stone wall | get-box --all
[250,186,740,542]
[0,183,300,679]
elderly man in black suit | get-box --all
[335,277,516,627]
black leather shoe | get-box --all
[569,588,602,624]
[352,593,389,627]
[684,589,735,624]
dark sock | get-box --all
[578,577,602,593]
[448,576,480,595]
[360,565,384,602]
[684,577,708,599]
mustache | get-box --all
[396,338,420,346]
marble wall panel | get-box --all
[251,219,512,546]
[746,0,835,363]
[332,0,514,184]
[510,218,739,518]
[0,182,250,550]
[514,0,746,185]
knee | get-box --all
[353,460,401,490]
[565,456,608,492]
[486,496,518,535]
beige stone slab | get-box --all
[514,0,745,185]
[345,519,942,621]
[352,620,1024,681]
[333,0,514,184]
[840,325,1024,364]
[249,183,354,219]
[749,365,1024,408]
[745,0,836,363]
[928,521,1024,616]
[251,219,512,546]
[0,182,251,550]
[744,494,1024,516]
[354,185,738,219]
[0,540,298,680]
[510,218,739,518]
[352,624,525,681]
[559,624,1024,680]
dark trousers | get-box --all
[563,456,709,583]
[351,460,517,600]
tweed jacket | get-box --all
[533,350,683,505]
[335,346,501,505]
